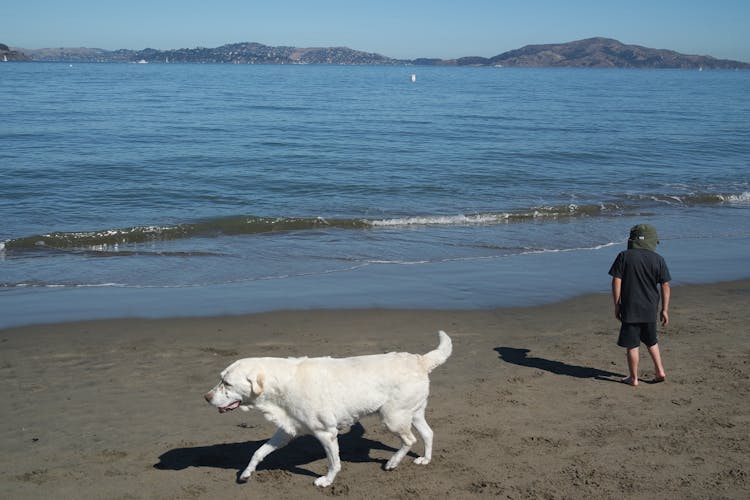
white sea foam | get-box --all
[721,191,750,204]
[365,259,431,265]
[2,282,131,289]
[76,283,124,288]
[519,240,622,256]
[591,241,622,250]
[370,213,510,227]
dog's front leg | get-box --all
[312,429,341,487]
[239,428,292,482]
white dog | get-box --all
[204,330,452,487]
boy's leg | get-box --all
[618,323,643,386]
[642,323,666,382]
[624,347,639,386]
[647,343,666,382]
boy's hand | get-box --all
[614,303,622,321]
[660,310,669,327]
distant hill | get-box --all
[0,43,31,61]
[8,38,750,69]
[13,42,400,65]
[429,37,750,69]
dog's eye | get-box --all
[223,382,232,388]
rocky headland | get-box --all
[6,38,749,69]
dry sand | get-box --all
[1,280,748,499]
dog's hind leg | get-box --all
[239,428,292,482]
[312,429,341,487]
[382,410,418,470]
[411,405,433,465]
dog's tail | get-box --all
[422,331,452,372]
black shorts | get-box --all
[618,322,658,348]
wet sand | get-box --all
[1,280,748,499]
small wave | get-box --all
[3,191,745,254]
[371,202,626,228]
[2,216,369,252]
[625,191,749,206]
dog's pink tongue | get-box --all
[219,401,241,413]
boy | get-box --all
[608,224,671,386]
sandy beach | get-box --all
[1,280,748,499]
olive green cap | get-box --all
[628,224,659,251]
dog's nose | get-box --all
[204,392,213,403]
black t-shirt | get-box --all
[608,248,671,323]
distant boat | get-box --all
[2,55,7,62]
[137,59,148,64]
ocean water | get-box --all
[1,63,749,328]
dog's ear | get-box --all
[247,371,265,396]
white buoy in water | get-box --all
[411,74,416,83]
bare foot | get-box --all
[650,375,666,384]
[621,376,638,386]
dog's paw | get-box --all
[314,475,333,487]
[414,457,430,465]
[239,468,254,482]
[385,457,402,470]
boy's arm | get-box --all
[660,282,671,327]
[611,277,622,321]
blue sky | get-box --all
[4,0,749,62]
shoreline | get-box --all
[2,273,749,332]
[3,231,749,330]
[1,279,748,498]
[3,277,748,336]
